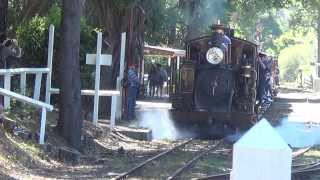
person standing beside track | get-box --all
[157,64,167,97]
[257,53,272,104]
[127,64,139,120]
[148,64,157,97]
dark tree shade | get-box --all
[0,0,8,38]
[57,0,83,150]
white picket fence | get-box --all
[0,26,56,145]
[0,25,125,144]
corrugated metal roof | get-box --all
[144,44,185,57]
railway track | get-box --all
[195,146,320,180]
[114,138,223,180]
[195,162,320,180]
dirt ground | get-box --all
[0,87,319,179]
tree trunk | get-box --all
[57,0,83,150]
[0,0,7,39]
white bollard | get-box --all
[231,119,292,180]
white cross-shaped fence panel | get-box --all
[0,25,125,146]
[49,30,123,129]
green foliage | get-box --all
[278,38,315,82]
[16,3,96,88]
[144,56,169,74]
[16,16,48,67]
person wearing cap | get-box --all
[127,64,139,120]
[210,24,231,51]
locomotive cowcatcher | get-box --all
[170,24,275,130]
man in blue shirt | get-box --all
[127,64,139,120]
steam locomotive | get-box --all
[170,24,278,129]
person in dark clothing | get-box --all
[210,24,231,52]
[257,53,272,104]
[148,64,157,97]
[156,64,168,97]
[127,64,139,120]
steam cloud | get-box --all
[182,0,228,39]
[138,109,194,140]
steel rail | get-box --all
[293,161,320,173]
[292,146,312,159]
[167,140,222,180]
[293,167,320,174]
[196,172,230,180]
[293,161,320,168]
[114,138,194,180]
[195,150,319,180]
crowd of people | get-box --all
[148,63,168,98]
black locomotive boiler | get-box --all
[170,24,276,129]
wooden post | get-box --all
[45,25,54,104]
[39,107,47,144]
[93,32,102,125]
[110,96,117,129]
[116,32,126,120]
[33,72,42,100]
[116,77,121,120]
[20,72,26,95]
[4,73,10,108]
[177,56,180,70]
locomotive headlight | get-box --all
[206,47,224,64]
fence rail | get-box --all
[0,68,50,74]
[0,88,53,144]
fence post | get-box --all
[45,25,54,104]
[33,72,42,100]
[20,72,26,95]
[116,77,121,120]
[116,32,126,120]
[4,74,11,109]
[93,32,102,125]
[110,96,117,129]
[39,107,47,144]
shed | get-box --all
[231,119,292,180]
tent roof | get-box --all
[144,44,185,57]
[235,119,291,150]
